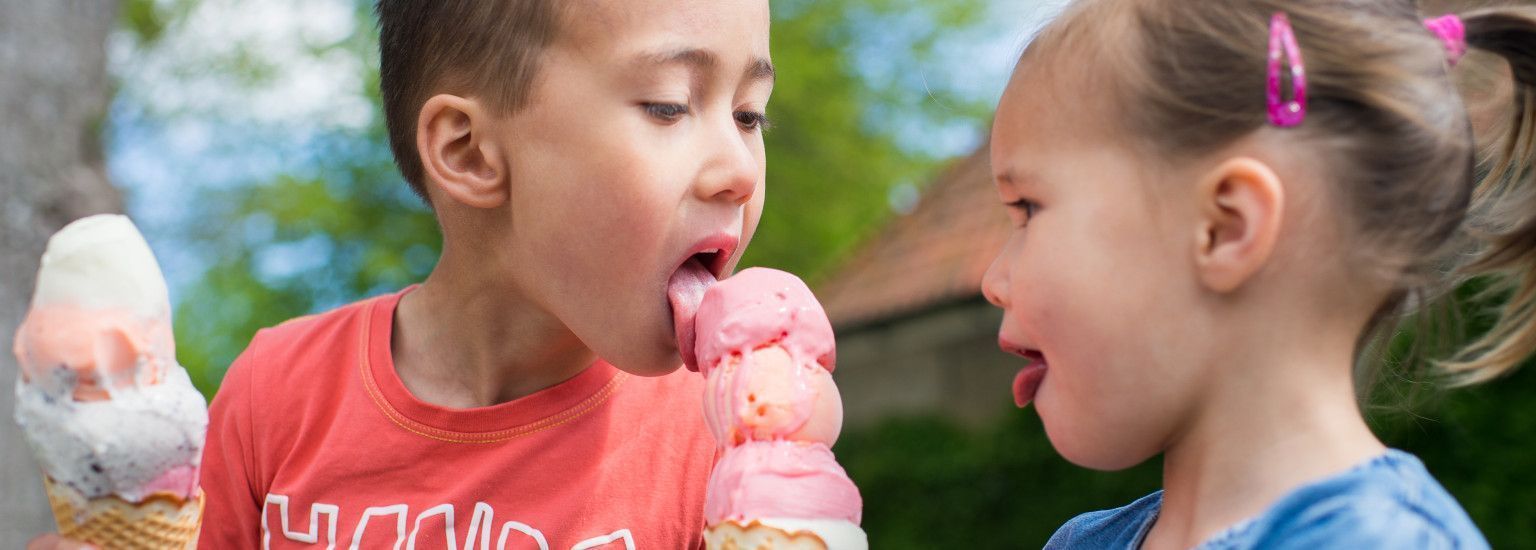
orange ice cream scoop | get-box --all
[704,345,843,446]
[14,305,173,401]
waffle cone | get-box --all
[43,476,203,549]
[705,520,829,550]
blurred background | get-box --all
[2,0,1533,547]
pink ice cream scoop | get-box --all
[693,267,836,374]
[705,440,863,525]
[695,268,845,446]
[687,268,866,548]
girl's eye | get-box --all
[734,110,771,131]
[643,103,689,123]
[1007,199,1039,226]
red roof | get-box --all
[818,144,1010,328]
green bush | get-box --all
[837,412,1160,548]
[839,360,1536,548]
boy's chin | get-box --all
[607,350,688,377]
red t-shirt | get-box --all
[200,288,715,549]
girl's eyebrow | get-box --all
[995,169,1033,188]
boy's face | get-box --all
[491,0,772,376]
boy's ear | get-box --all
[417,94,508,209]
[1192,157,1284,293]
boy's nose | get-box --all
[694,128,759,206]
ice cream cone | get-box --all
[43,476,203,550]
[690,270,867,550]
[705,520,829,550]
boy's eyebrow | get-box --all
[635,47,775,84]
[639,47,718,73]
[745,58,775,83]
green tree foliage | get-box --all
[747,0,991,280]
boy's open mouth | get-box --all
[668,240,735,371]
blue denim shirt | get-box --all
[1045,450,1489,549]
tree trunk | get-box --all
[0,0,122,543]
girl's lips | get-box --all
[999,337,1046,408]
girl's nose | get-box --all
[982,252,1010,309]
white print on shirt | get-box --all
[262,493,637,550]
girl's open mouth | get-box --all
[1000,339,1047,408]
[1013,355,1046,408]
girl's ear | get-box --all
[416,94,508,209]
[1192,157,1285,293]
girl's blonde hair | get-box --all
[1026,0,1536,387]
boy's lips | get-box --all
[1000,338,1047,408]
[677,234,739,281]
[668,234,739,371]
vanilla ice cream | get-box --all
[13,214,207,504]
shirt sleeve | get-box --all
[1260,493,1475,550]
[198,339,265,549]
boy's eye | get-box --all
[1007,199,1039,226]
[643,102,689,123]
[734,110,771,131]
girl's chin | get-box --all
[1043,417,1163,472]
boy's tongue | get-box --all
[668,257,715,371]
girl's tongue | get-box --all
[1013,356,1047,408]
[668,257,715,371]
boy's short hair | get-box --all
[375,0,563,203]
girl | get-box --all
[982,0,1534,547]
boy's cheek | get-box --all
[734,200,765,264]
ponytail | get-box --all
[1440,7,1536,384]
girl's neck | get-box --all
[1142,332,1386,550]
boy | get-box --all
[196,0,773,547]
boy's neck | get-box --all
[1142,325,1386,550]
[390,253,597,409]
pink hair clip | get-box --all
[1267,12,1307,128]
[1423,14,1467,67]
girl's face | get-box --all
[982,63,1209,470]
